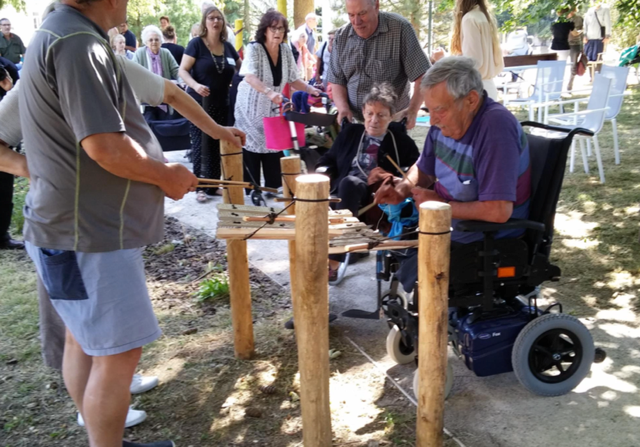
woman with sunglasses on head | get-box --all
[234,9,321,192]
[180,6,241,202]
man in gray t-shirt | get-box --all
[19,2,197,446]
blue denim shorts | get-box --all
[26,242,161,356]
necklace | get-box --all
[204,37,225,74]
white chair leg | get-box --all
[586,138,592,157]
[611,118,620,165]
[593,135,605,183]
[580,139,589,174]
[528,104,534,121]
[570,140,576,173]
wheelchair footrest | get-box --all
[341,308,380,320]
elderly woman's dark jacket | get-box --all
[317,121,420,189]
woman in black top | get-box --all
[550,8,575,61]
[179,6,241,202]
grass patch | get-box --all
[10,176,28,237]
[0,252,39,362]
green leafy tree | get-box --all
[0,0,25,12]
[614,0,640,46]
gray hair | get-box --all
[141,25,163,45]
[362,83,398,116]
[421,56,483,100]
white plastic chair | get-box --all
[600,65,630,165]
[546,74,611,183]
[504,60,567,121]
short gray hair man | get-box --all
[421,56,483,100]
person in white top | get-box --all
[450,0,504,100]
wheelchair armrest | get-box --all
[455,218,545,233]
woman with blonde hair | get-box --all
[450,0,504,99]
[110,33,134,60]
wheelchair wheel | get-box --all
[512,313,594,396]
[386,325,415,365]
[412,362,454,401]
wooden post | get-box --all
[221,139,254,360]
[294,174,332,446]
[277,0,287,16]
[281,156,301,306]
[416,201,451,447]
[234,19,243,52]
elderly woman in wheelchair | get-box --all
[315,83,420,284]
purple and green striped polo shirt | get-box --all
[416,93,531,244]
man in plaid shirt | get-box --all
[326,0,430,129]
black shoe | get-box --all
[0,234,24,250]
[123,440,175,447]
[284,313,337,330]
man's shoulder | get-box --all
[480,99,519,126]
[333,24,351,41]
[380,11,411,26]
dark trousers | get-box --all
[567,43,582,91]
[243,149,283,190]
[330,175,370,262]
[0,171,14,237]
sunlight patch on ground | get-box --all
[152,357,185,384]
[624,406,640,418]
[329,363,387,439]
[555,211,599,238]
[574,357,638,394]
[561,238,600,249]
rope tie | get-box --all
[419,229,452,236]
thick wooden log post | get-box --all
[416,201,452,446]
[280,156,301,306]
[294,174,332,446]
[221,139,254,359]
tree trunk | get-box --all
[294,0,314,29]
[244,0,251,43]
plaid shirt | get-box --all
[327,12,430,119]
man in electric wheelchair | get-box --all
[368,56,604,397]
[376,56,531,292]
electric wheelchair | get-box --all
[342,122,607,397]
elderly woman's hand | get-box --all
[195,84,210,97]
[307,86,322,96]
[267,90,283,105]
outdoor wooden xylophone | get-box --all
[215,203,419,254]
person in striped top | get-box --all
[376,56,530,244]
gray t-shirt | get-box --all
[19,4,165,253]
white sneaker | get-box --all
[130,374,159,394]
[77,406,147,428]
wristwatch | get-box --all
[264,87,272,95]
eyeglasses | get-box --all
[207,16,224,22]
[148,38,161,42]
[269,26,285,33]
[0,23,10,27]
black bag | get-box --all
[594,11,606,39]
